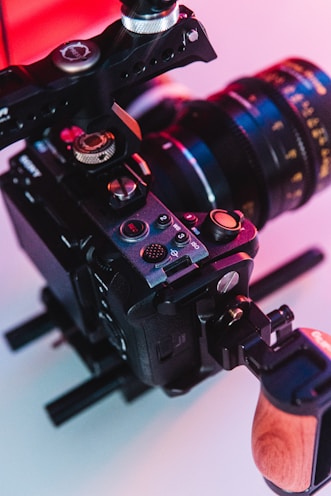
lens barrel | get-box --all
[140,59,331,228]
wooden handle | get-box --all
[252,391,317,493]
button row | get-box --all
[119,213,192,265]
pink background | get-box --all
[1,1,331,495]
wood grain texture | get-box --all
[251,391,317,493]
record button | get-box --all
[120,219,148,240]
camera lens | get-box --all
[138,59,331,228]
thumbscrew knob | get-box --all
[108,177,137,201]
[73,131,116,165]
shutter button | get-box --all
[203,209,243,243]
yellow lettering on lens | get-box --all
[312,128,325,139]
[307,117,320,129]
[291,172,303,183]
[276,76,285,85]
[286,189,303,200]
[319,158,331,179]
[304,69,327,96]
[264,73,285,86]
[311,127,328,147]
[302,103,315,118]
[303,109,315,118]
[287,62,327,95]
[286,61,304,73]
[272,121,284,131]
[283,85,296,94]
[285,149,298,160]
[262,73,275,83]
[290,93,304,104]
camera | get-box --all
[2,2,331,494]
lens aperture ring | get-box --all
[223,78,313,221]
[257,58,331,197]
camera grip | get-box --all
[252,390,317,494]
[214,301,331,493]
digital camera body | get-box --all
[3,3,331,494]
[1,125,258,392]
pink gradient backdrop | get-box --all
[1,2,331,495]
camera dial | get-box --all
[73,131,116,165]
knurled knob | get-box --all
[73,131,116,165]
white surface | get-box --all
[1,1,331,495]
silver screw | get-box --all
[217,271,240,294]
[108,177,137,201]
[186,28,199,43]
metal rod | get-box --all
[5,312,55,351]
[45,366,129,426]
[250,247,325,303]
